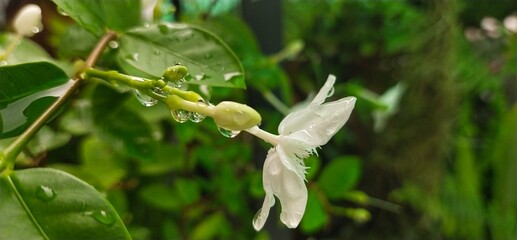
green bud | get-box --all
[212,101,262,131]
[162,65,188,82]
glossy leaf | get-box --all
[116,23,245,88]
[318,156,361,200]
[0,62,70,138]
[0,168,131,239]
[91,84,157,161]
[52,0,141,36]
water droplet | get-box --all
[194,73,210,81]
[131,53,140,62]
[171,109,190,123]
[218,127,241,138]
[189,101,208,123]
[85,210,115,225]
[31,26,41,34]
[223,72,242,81]
[154,50,161,55]
[0,60,8,66]
[158,24,169,34]
[204,53,213,59]
[57,7,69,16]
[36,185,56,202]
[108,40,119,49]
[133,89,157,107]
[169,78,186,88]
[152,87,165,96]
[327,86,335,97]
[175,62,183,66]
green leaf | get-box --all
[81,137,127,189]
[58,24,98,59]
[0,62,70,138]
[117,23,245,88]
[191,212,229,240]
[318,156,361,200]
[301,190,328,233]
[0,168,131,239]
[91,84,157,161]
[139,183,181,211]
[175,178,201,205]
[52,0,141,36]
[0,34,52,64]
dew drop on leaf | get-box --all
[154,50,161,55]
[171,109,189,123]
[218,127,241,138]
[31,26,41,34]
[204,53,213,59]
[131,53,140,62]
[36,185,56,202]
[109,40,119,49]
[57,7,69,16]
[86,210,115,225]
[223,72,242,81]
[158,23,169,34]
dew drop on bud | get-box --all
[171,109,189,123]
[218,127,241,138]
[133,89,157,107]
[189,112,206,123]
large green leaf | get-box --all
[91,84,157,161]
[318,156,361,200]
[0,168,131,239]
[116,23,245,88]
[52,0,141,36]
[0,62,70,138]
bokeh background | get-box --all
[2,0,517,239]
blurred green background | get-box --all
[3,0,517,239]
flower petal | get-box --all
[253,148,277,231]
[279,97,356,146]
[311,74,336,106]
[275,146,308,228]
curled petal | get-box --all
[279,97,356,146]
[253,147,308,230]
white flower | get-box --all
[246,75,356,230]
[141,0,158,22]
[13,4,43,37]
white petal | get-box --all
[253,148,277,231]
[311,74,336,106]
[279,97,356,146]
[274,147,308,228]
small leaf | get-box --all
[91,84,157,161]
[0,168,131,239]
[318,156,361,200]
[52,0,141,36]
[301,189,328,233]
[0,62,70,138]
[175,178,201,205]
[117,23,245,88]
[139,183,181,211]
[81,136,127,189]
[58,24,98,59]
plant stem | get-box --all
[262,90,290,116]
[245,126,279,145]
[0,34,22,61]
[0,31,118,174]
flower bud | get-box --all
[212,101,261,131]
[162,65,188,83]
[13,4,43,37]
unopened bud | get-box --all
[212,101,261,131]
[13,4,43,37]
[162,65,188,83]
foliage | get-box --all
[0,0,516,239]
